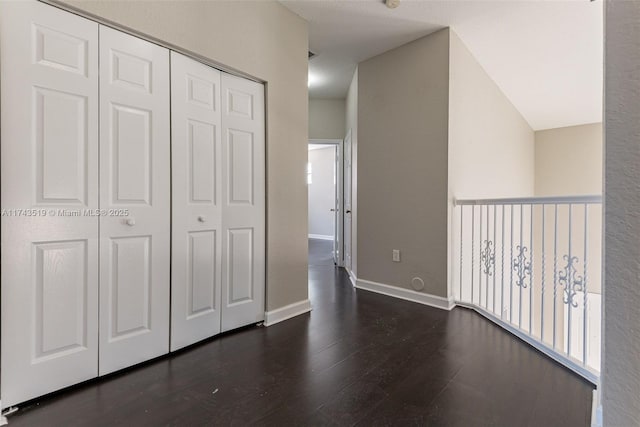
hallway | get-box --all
[7,243,593,426]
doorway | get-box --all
[308,139,343,267]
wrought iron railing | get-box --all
[453,195,602,383]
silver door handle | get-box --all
[330,209,336,212]
[197,215,206,223]
[126,218,136,226]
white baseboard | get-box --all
[0,400,6,426]
[308,234,333,241]
[264,299,312,326]
[355,278,455,311]
[591,389,602,427]
[347,269,357,287]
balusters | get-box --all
[454,197,600,373]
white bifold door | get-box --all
[171,53,265,347]
[220,73,266,332]
[1,0,263,406]
[98,26,171,374]
[170,52,223,350]
[0,2,99,407]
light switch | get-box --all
[392,249,400,262]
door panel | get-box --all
[221,74,265,332]
[170,52,223,350]
[227,228,254,304]
[110,236,152,339]
[111,104,152,203]
[99,25,170,374]
[0,1,99,408]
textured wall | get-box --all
[56,0,310,311]
[603,1,640,425]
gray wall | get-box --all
[309,98,345,140]
[358,29,450,297]
[603,1,640,424]
[58,0,310,311]
[308,147,336,238]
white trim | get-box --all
[264,299,312,326]
[454,194,602,206]
[591,389,602,427]
[308,138,344,267]
[347,269,357,287]
[308,234,333,241]
[355,278,455,311]
[41,0,263,84]
[309,138,343,145]
[456,302,599,385]
[0,401,7,426]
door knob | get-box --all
[346,210,352,214]
[197,215,206,223]
[125,218,136,226]
[330,208,336,212]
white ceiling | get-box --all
[281,0,603,130]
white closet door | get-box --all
[170,52,223,351]
[220,74,266,332]
[99,26,170,375]
[0,1,99,407]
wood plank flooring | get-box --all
[6,239,594,426]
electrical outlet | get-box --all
[392,249,401,262]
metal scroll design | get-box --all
[481,240,495,276]
[558,255,584,307]
[512,245,531,288]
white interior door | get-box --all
[99,25,170,374]
[220,74,266,332]
[170,52,223,350]
[333,144,344,266]
[344,130,353,271]
[0,1,99,407]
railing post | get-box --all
[553,204,558,350]
[510,204,514,325]
[583,203,588,365]
[568,204,573,357]
[530,204,534,335]
[493,205,497,314]
[541,204,546,343]
[459,205,464,302]
[471,205,475,305]
[501,205,505,320]
[479,206,483,308]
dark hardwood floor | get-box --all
[309,237,336,267]
[6,239,594,426]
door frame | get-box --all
[308,138,344,267]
